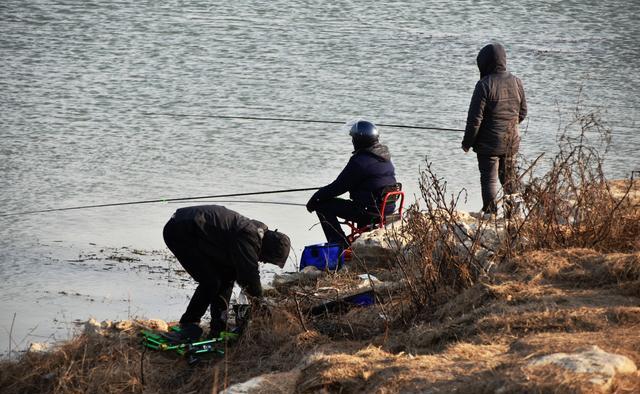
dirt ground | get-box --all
[294,248,640,393]
[1,246,637,393]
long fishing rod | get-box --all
[169,199,306,207]
[0,187,319,217]
[141,112,465,132]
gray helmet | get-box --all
[348,120,379,149]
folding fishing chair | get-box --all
[341,183,405,245]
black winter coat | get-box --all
[171,205,266,297]
[462,43,527,155]
[310,143,396,209]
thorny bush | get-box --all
[518,105,638,252]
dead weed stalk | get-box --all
[395,160,485,313]
[517,104,638,252]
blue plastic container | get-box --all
[345,291,375,306]
[299,243,344,271]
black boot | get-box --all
[165,322,203,343]
[209,318,226,339]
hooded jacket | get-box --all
[171,205,266,297]
[462,43,527,155]
[310,143,396,209]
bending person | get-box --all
[163,204,290,339]
[306,120,397,248]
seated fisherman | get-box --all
[163,204,290,339]
[306,120,397,248]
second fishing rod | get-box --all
[0,187,320,217]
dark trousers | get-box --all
[315,198,376,248]
[477,154,519,213]
[162,218,234,332]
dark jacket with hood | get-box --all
[171,205,266,297]
[309,143,396,209]
[462,43,527,155]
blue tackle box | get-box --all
[299,243,344,271]
[345,290,375,306]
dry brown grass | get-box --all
[296,328,640,394]
[295,344,545,393]
[1,332,146,394]
[515,110,639,254]
[221,306,324,386]
[0,309,324,394]
[2,250,639,393]
[499,248,640,287]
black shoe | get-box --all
[208,328,222,340]
[209,318,226,339]
[165,323,203,343]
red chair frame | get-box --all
[343,188,405,244]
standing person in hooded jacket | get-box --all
[462,42,527,218]
[306,120,397,248]
[163,204,290,339]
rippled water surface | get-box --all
[1,0,638,352]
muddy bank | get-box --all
[0,245,193,358]
[1,245,639,393]
[0,239,287,358]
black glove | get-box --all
[306,197,320,213]
[245,282,263,298]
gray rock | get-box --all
[348,209,526,271]
[528,345,637,391]
[350,222,407,269]
[413,209,505,271]
[272,266,323,290]
[220,369,301,394]
[84,318,103,335]
[27,342,50,353]
[145,319,169,332]
[220,375,265,393]
[114,320,134,331]
[100,320,113,329]
[86,318,137,335]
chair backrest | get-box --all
[379,183,404,226]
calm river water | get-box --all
[1,0,638,353]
